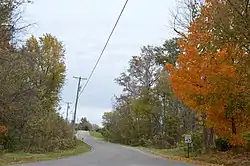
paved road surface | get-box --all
[12,131,196,166]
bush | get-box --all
[180,132,203,156]
[0,125,8,153]
[96,128,102,133]
[150,134,171,149]
[215,137,232,152]
[130,138,142,147]
[10,113,77,153]
[3,128,21,152]
[191,131,203,154]
[23,137,78,153]
[242,132,250,152]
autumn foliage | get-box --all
[166,1,250,146]
[0,125,7,149]
[0,126,7,134]
[0,1,77,153]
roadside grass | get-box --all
[135,147,216,166]
[0,141,91,166]
[194,151,250,166]
[89,131,104,141]
[137,146,187,157]
[136,146,250,166]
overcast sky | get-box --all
[23,0,177,126]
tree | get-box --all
[0,0,33,49]
[24,34,66,112]
[209,0,250,116]
[154,38,198,144]
[78,117,92,131]
[210,0,250,52]
[102,43,198,148]
[166,1,250,146]
[0,0,76,153]
[170,0,203,37]
[113,46,162,145]
[115,45,160,97]
[0,34,75,152]
[92,124,100,131]
[0,51,42,146]
[155,71,198,142]
[155,38,181,66]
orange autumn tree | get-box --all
[166,0,250,146]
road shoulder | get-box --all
[0,141,91,166]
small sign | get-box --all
[185,135,192,143]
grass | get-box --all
[0,141,91,166]
[136,146,250,166]
[194,151,250,166]
[89,131,104,140]
[137,146,187,157]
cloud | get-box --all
[61,105,110,127]
[24,0,177,126]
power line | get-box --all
[79,0,129,97]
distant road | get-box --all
[12,131,196,166]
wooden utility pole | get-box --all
[72,76,87,132]
[65,102,72,122]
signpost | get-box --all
[185,135,192,158]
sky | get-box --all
[23,0,177,126]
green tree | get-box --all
[78,117,92,131]
[0,34,76,152]
[24,34,66,108]
[102,42,198,148]
[0,0,33,49]
[155,38,181,66]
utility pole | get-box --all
[72,76,87,132]
[65,102,72,122]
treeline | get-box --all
[76,117,101,131]
[102,42,200,149]
[101,0,250,153]
[0,0,77,153]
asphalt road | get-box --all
[12,131,196,166]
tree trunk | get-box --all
[203,127,209,152]
[231,118,236,135]
[208,128,215,148]
[162,93,166,135]
[201,113,209,152]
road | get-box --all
[12,131,196,166]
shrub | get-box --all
[191,131,203,154]
[150,134,171,149]
[96,128,102,133]
[16,113,77,153]
[180,131,203,156]
[3,128,21,152]
[0,125,8,154]
[135,137,145,146]
[215,137,232,152]
[242,132,250,152]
